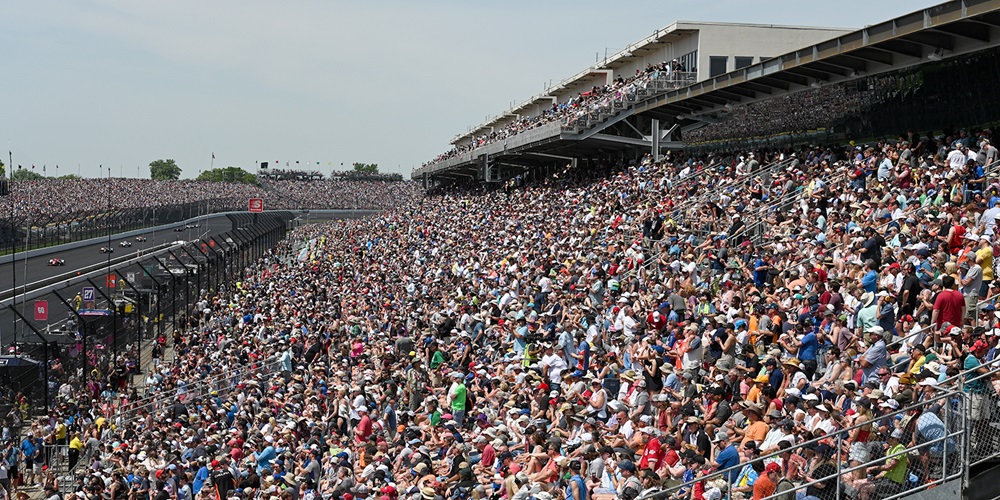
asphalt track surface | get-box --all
[0,211,364,296]
[0,211,368,347]
[0,216,235,296]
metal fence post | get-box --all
[943,400,949,482]
[835,432,842,499]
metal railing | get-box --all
[116,358,281,428]
[974,294,1000,329]
[639,355,1000,500]
[562,71,697,132]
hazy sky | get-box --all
[1,1,936,178]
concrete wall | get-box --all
[694,23,851,79]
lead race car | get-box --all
[120,240,133,247]
[47,258,65,266]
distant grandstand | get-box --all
[415,0,1000,188]
[256,169,325,181]
[257,168,404,182]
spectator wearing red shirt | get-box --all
[475,436,496,468]
[638,427,664,470]
[646,310,667,332]
[354,406,373,443]
[932,275,966,328]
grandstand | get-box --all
[255,169,326,181]
[8,3,1000,500]
[415,0,1000,188]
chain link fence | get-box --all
[0,212,292,421]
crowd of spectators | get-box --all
[684,74,917,146]
[422,61,693,169]
[2,127,1000,500]
[259,180,422,211]
[0,178,422,225]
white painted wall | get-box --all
[694,23,851,79]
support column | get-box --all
[651,119,661,162]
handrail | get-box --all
[637,390,960,500]
[641,353,1000,500]
[761,417,964,500]
[118,358,280,426]
[973,294,999,328]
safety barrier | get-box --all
[4,212,293,417]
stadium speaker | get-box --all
[260,162,269,169]
[0,180,9,196]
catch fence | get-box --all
[0,212,292,419]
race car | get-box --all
[173,227,185,232]
[184,223,200,229]
[47,258,65,266]
[120,240,133,248]
[135,236,147,242]
[99,247,114,254]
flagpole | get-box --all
[6,141,12,354]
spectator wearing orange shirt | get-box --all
[737,403,771,449]
[746,373,768,404]
[753,462,782,499]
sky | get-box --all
[0,1,937,179]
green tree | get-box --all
[12,168,43,181]
[352,162,379,174]
[149,159,182,180]
[58,174,81,180]
[196,167,257,184]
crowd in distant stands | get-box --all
[685,74,914,145]
[0,178,423,224]
[3,127,1000,500]
[260,179,421,212]
[421,61,692,170]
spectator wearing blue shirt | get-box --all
[192,461,210,495]
[779,326,820,379]
[861,260,879,293]
[279,346,294,373]
[20,435,39,486]
[253,441,278,475]
[712,431,740,483]
[572,333,591,373]
[765,358,784,391]
[753,255,769,288]
[798,329,820,377]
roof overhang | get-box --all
[635,0,1000,123]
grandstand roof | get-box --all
[637,0,1000,124]
[453,21,851,146]
[415,0,1000,182]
